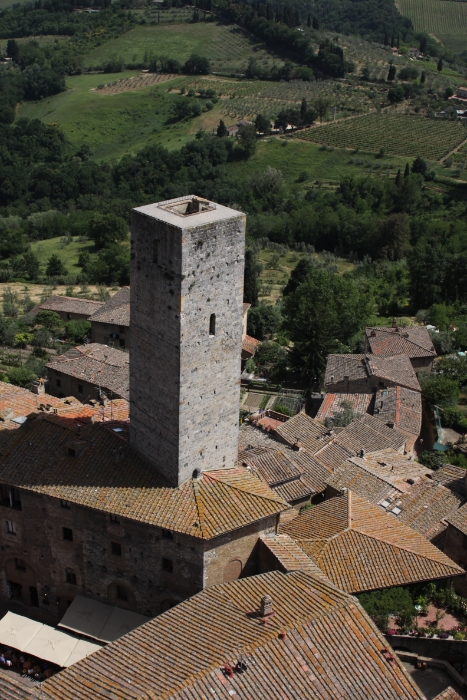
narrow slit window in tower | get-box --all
[209,313,216,336]
[153,240,158,264]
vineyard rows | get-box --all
[300,113,467,161]
[397,0,467,34]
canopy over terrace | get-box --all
[0,612,101,667]
[58,596,149,643]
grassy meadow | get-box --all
[30,236,95,273]
[16,71,223,160]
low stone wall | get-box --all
[386,634,467,668]
[394,651,466,689]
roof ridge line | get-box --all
[203,471,288,507]
[190,479,209,540]
[351,526,464,569]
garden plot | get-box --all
[300,113,467,161]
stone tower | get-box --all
[129,196,246,487]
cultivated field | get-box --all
[83,22,279,75]
[397,0,467,52]
[299,113,467,161]
[93,72,178,95]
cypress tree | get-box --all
[437,58,443,72]
[307,13,311,27]
[395,169,401,186]
[420,71,426,84]
[404,163,410,178]
[244,249,260,306]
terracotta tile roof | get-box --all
[324,354,421,392]
[0,383,129,434]
[433,689,463,700]
[30,295,103,317]
[374,387,422,438]
[47,344,129,400]
[281,491,463,593]
[432,464,467,495]
[0,671,33,699]
[88,287,130,326]
[38,570,423,700]
[316,392,373,423]
[446,501,467,536]
[328,450,433,502]
[381,477,464,540]
[0,416,286,539]
[366,325,437,359]
[238,447,319,502]
[274,413,333,452]
[238,422,282,451]
[242,334,260,356]
[259,534,322,573]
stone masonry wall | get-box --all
[91,321,130,349]
[0,489,203,619]
[203,516,277,588]
[130,204,246,486]
[444,525,467,597]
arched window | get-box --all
[223,559,242,582]
[209,313,216,336]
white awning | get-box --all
[58,596,149,643]
[0,612,101,667]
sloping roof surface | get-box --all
[242,334,260,356]
[274,413,333,452]
[259,534,322,573]
[38,570,424,700]
[0,670,33,700]
[88,287,130,326]
[315,392,373,423]
[0,382,129,431]
[0,415,286,539]
[281,491,463,593]
[324,354,421,392]
[447,501,467,536]
[30,296,103,317]
[366,325,436,359]
[374,386,422,438]
[47,344,129,400]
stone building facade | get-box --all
[0,484,277,618]
[130,196,246,486]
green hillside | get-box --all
[397,0,467,52]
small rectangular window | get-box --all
[110,514,120,524]
[66,568,77,585]
[117,585,128,601]
[111,542,122,556]
[162,529,173,540]
[153,240,159,264]
[0,486,21,510]
[60,500,71,509]
[119,326,125,334]
[67,313,72,320]
[209,313,216,336]
[162,557,173,573]
[463,535,467,550]
[68,448,76,457]
[15,558,26,571]
[6,520,16,535]
[78,384,83,394]
[119,339,126,348]
[63,527,73,542]
[56,379,62,387]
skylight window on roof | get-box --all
[381,500,391,508]
[112,428,123,433]
[391,506,402,515]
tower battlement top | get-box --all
[133,196,244,229]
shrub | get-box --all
[7,366,36,387]
[64,320,91,344]
[420,375,460,407]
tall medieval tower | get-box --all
[129,196,246,487]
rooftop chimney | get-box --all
[392,317,397,328]
[260,595,273,617]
